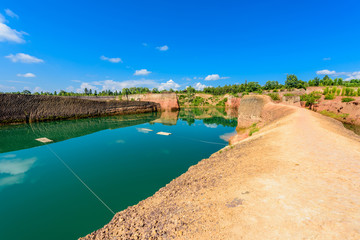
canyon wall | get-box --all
[121,93,179,111]
[230,95,296,144]
[0,94,159,125]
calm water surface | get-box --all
[0,108,237,240]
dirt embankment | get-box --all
[312,96,360,125]
[0,94,159,125]
[121,93,179,111]
[80,95,360,240]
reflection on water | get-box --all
[0,112,160,153]
[0,108,237,240]
[179,107,238,127]
[0,108,238,154]
[0,154,37,190]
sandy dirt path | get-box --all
[81,106,360,240]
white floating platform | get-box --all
[156,132,172,136]
[35,137,53,143]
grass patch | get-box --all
[342,97,355,102]
[319,110,349,120]
[324,93,335,100]
[267,93,280,101]
[249,123,259,136]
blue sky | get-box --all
[1,0,360,93]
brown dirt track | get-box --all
[81,101,360,240]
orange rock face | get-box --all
[123,93,179,111]
[313,96,360,125]
[225,96,241,110]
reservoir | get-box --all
[0,108,237,240]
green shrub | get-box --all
[336,89,341,96]
[331,86,337,94]
[323,87,329,95]
[357,88,360,96]
[284,93,295,96]
[324,93,335,100]
[249,123,259,136]
[343,87,356,96]
[192,96,205,106]
[267,93,280,101]
[300,92,321,108]
[342,97,355,102]
[216,97,228,107]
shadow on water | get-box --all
[0,112,161,153]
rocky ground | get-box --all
[80,102,360,240]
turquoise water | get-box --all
[0,109,237,240]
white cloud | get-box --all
[100,55,122,63]
[156,45,169,51]
[323,57,331,61]
[17,73,35,78]
[78,79,157,92]
[0,84,15,92]
[6,53,44,63]
[134,69,151,76]
[315,69,360,81]
[344,71,360,81]
[0,13,5,23]
[194,82,207,90]
[158,79,180,91]
[0,20,25,43]
[33,86,42,93]
[7,80,30,84]
[316,69,336,75]
[204,74,229,81]
[66,86,75,92]
[5,9,19,19]
[77,82,99,93]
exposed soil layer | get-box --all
[0,94,159,124]
[80,98,360,239]
[313,96,360,125]
[121,93,179,111]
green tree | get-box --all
[285,74,306,89]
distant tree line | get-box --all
[1,74,359,96]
